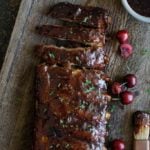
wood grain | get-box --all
[0,0,149,150]
[0,0,21,69]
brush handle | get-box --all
[134,140,149,150]
[103,147,107,150]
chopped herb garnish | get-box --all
[80,104,86,109]
[83,40,87,43]
[82,17,89,23]
[110,105,116,113]
[69,28,73,34]
[65,143,71,149]
[87,124,92,130]
[75,56,82,64]
[106,124,111,129]
[75,125,79,130]
[56,144,60,148]
[49,91,54,96]
[62,124,68,128]
[79,101,88,109]
[60,97,64,102]
[49,145,53,149]
[60,119,64,124]
[43,108,47,113]
[84,86,95,93]
[48,52,55,58]
[83,79,96,93]
[57,83,61,88]
[84,79,92,86]
[75,56,79,61]
[89,15,92,19]
[70,125,74,128]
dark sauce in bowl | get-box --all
[128,0,150,17]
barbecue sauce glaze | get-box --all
[35,64,111,150]
[128,0,150,17]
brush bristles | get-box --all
[134,125,150,140]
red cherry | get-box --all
[111,82,122,95]
[111,139,125,150]
[120,91,134,105]
[116,30,129,44]
[119,43,133,59]
[124,74,137,88]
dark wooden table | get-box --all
[0,0,21,69]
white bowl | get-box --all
[121,0,150,23]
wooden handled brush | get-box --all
[133,111,150,150]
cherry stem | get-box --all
[121,82,127,86]
[112,98,120,101]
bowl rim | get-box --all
[121,0,150,23]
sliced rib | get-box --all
[35,45,109,70]
[49,2,111,29]
[36,25,106,47]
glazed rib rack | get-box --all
[34,2,111,150]
[35,64,111,150]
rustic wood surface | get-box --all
[0,0,149,150]
[0,0,21,69]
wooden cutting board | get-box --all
[0,0,149,150]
